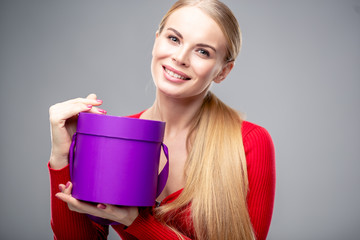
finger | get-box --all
[66,97,105,115]
[84,94,104,109]
[97,203,107,210]
[55,192,84,213]
[56,192,105,216]
[50,100,99,124]
[59,103,93,119]
[57,98,105,120]
[83,94,107,114]
[86,93,97,100]
[58,184,65,192]
[63,181,73,195]
[50,105,90,127]
[66,97,103,107]
[55,192,73,203]
[89,106,107,114]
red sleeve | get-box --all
[48,162,109,239]
[243,123,276,240]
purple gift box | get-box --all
[69,112,169,224]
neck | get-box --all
[145,90,207,138]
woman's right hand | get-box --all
[49,93,107,169]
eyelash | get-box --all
[168,35,179,43]
[197,49,210,57]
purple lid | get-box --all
[77,112,166,143]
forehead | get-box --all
[164,6,227,49]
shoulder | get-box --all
[241,121,271,139]
[241,121,275,169]
[241,121,274,148]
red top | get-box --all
[49,112,276,240]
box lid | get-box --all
[77,112,165,143]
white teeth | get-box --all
[165,68,187,80]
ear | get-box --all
[214,61,234,84]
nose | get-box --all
[172,46,189,67]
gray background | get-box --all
[0,0,359,239]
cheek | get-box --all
[151,41,168,83]
[152,39,172,59]
[191,60,219,80]
[151,42,163,77]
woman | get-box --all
[49,0,275,239]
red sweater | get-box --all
[49,112,276,240]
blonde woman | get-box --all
[49,0,275,239]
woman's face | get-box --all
[151,6,230,99]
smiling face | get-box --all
[151,6,232,99]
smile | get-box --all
[163,66,191,80]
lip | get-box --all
[162,65,191,80]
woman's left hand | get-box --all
[56,181,139,226]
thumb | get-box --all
[86,93,97,100]
[63,181,73,195]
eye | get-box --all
[197,49,210,57]
[168,35,179,43]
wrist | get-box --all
[121,208,139,227]
[49,153,69,170]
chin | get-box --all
[157,86,186,99]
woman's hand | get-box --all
[56,182,139,226]
[49,94,106,169]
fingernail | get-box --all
[98,109,107,114]
[65,181,70,188]
[59,185,63,192]
[97,99,103,103]
[98,204,106,209]
[87,105,93,109]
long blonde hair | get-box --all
[155,1,254,239]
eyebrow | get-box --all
[167,27,217,53]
